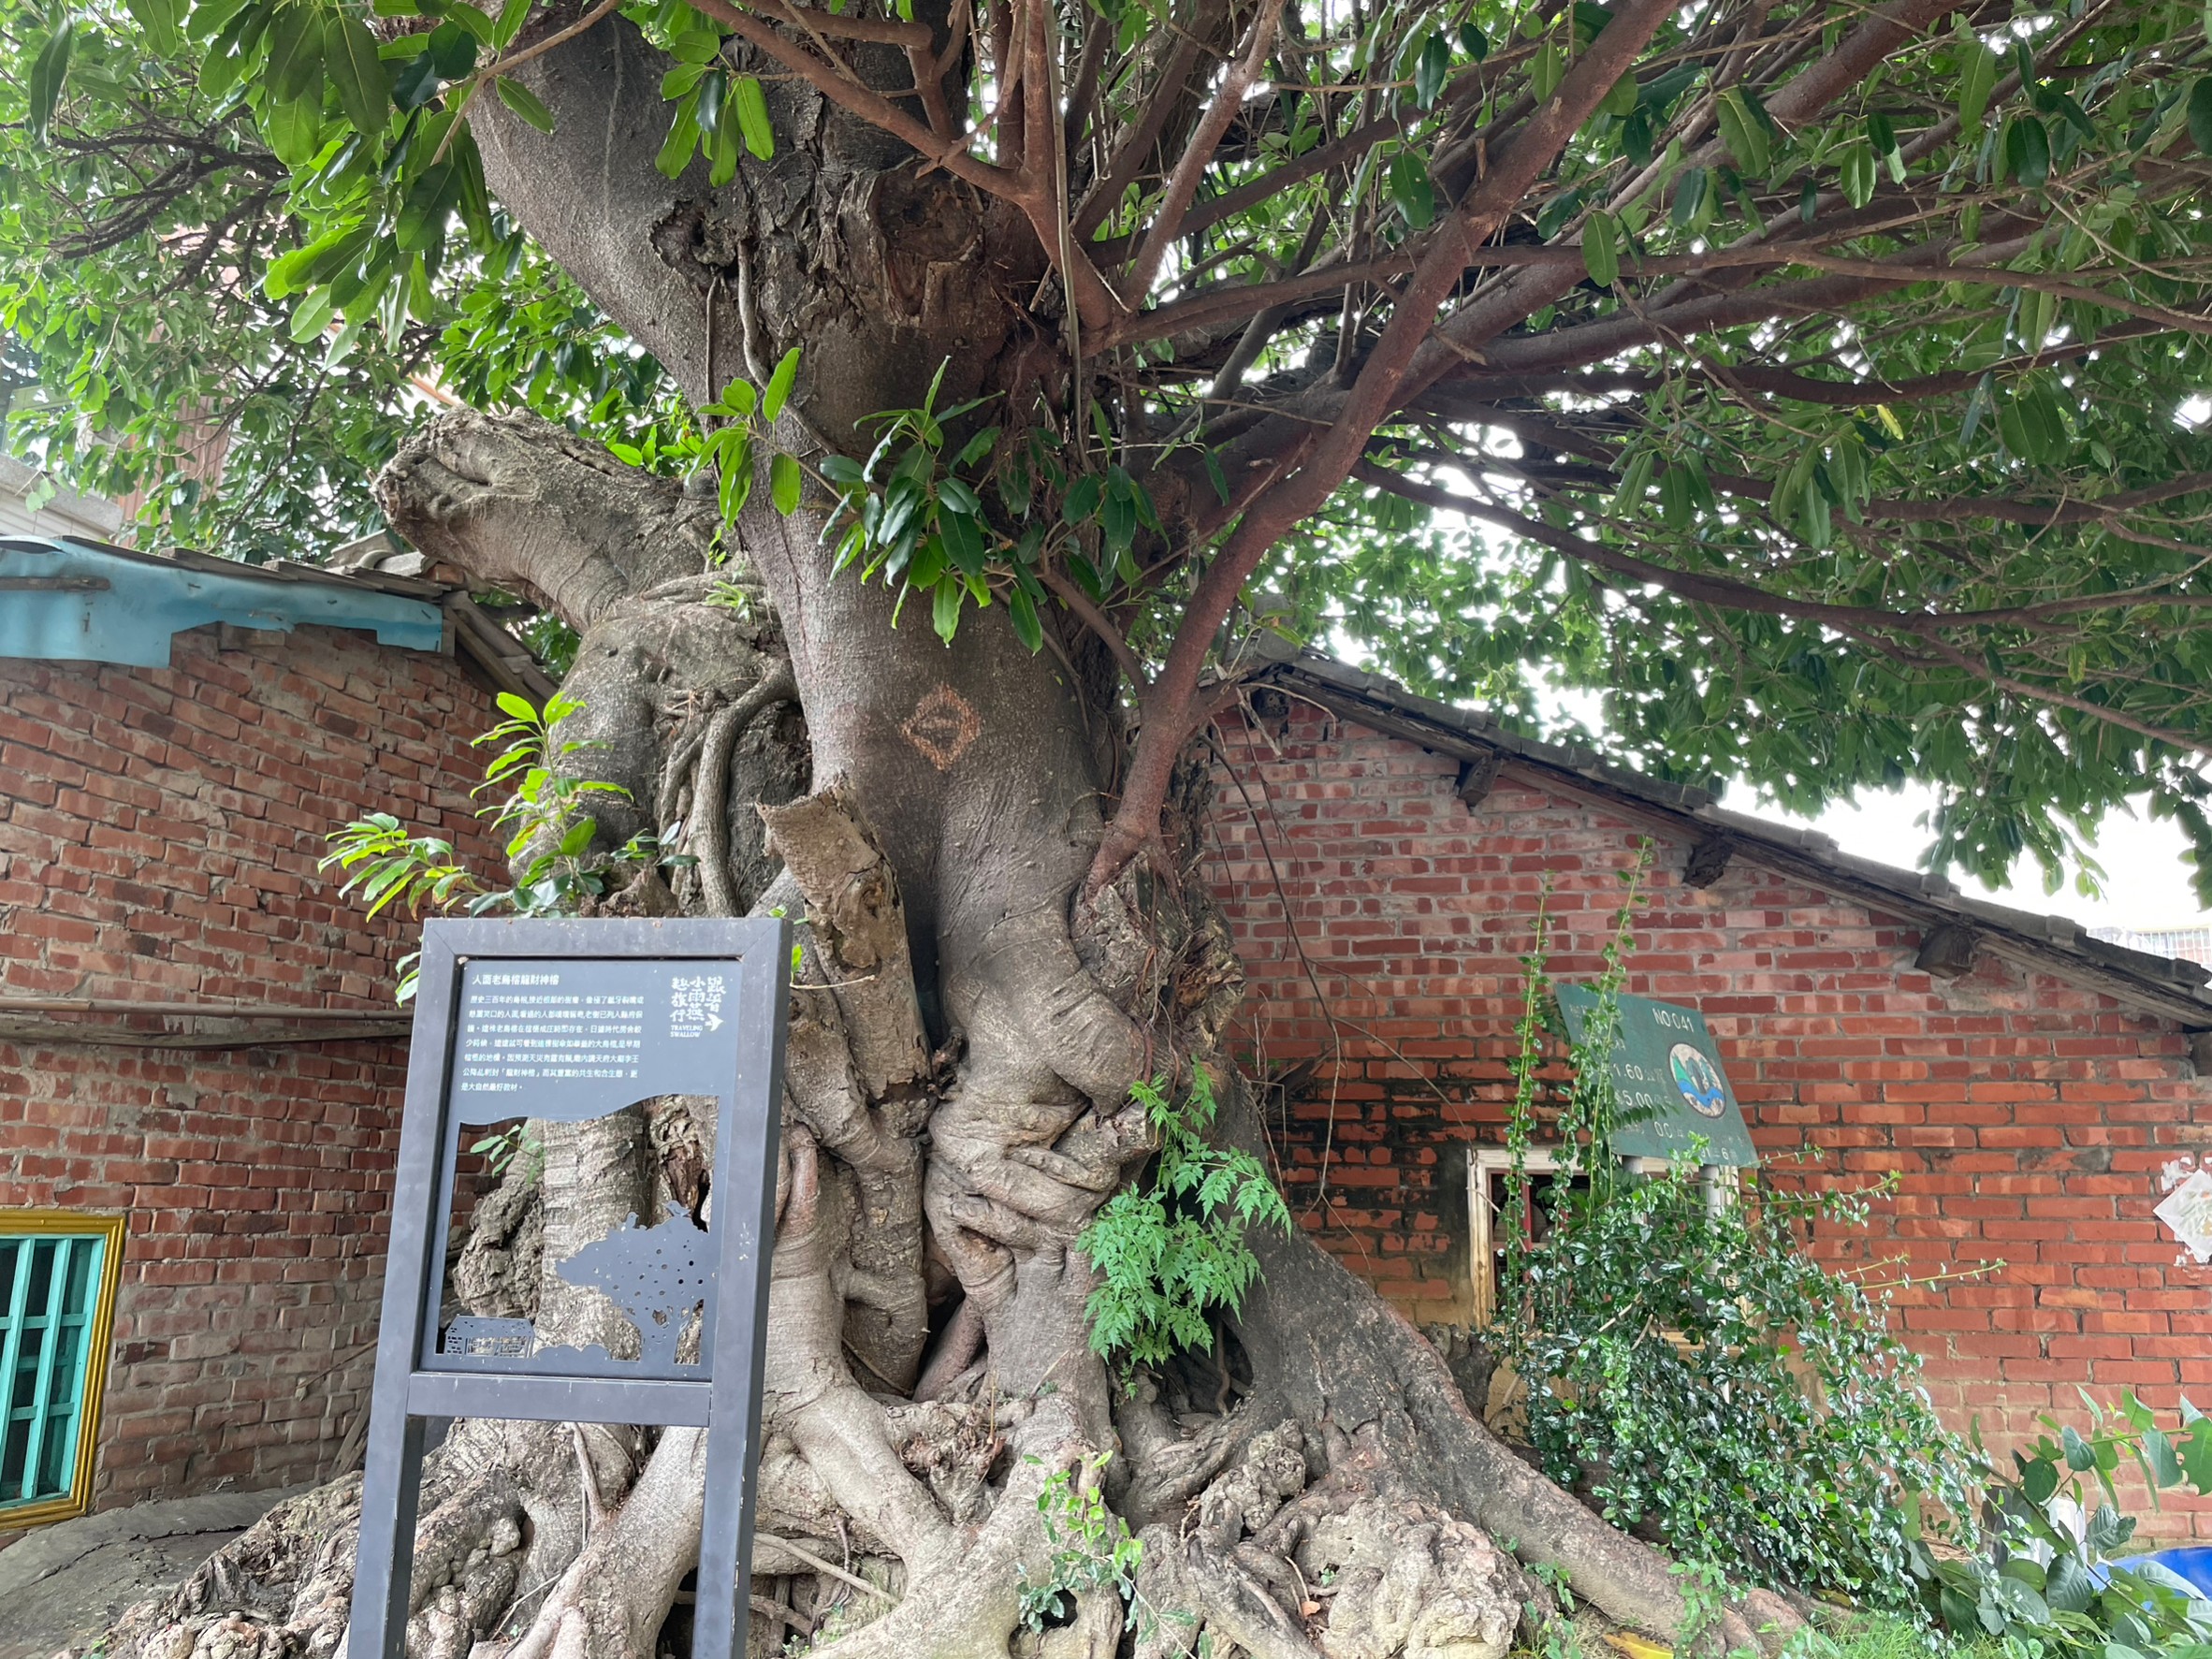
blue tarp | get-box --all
[0,535,444,667]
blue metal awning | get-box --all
[0,535,445,667]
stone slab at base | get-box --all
[0,1491,299,1659]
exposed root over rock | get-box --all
[1128,1416,1525,1659]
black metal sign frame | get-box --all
[350,916,789,1659]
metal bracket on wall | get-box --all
[1455,748,1504,809]
[1682,835,1735,889]
[1914,924,1980,980]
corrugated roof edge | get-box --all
[6,532,557,704]
[1244,642,2212,1027]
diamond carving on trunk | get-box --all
[902,686,982,770]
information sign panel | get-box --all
[349,917,789,1659]
[1554,984,1757,1168]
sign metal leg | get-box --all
[349,1411,426,1659]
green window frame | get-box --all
[0,1212,124,1527]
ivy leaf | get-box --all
[732,73,773,160]
[1957,42,1998,133]
[763,346,800,422]
[1581,210,1621,288]
[26,11,74,137]
[493,74,555,134]
[770,450,801,515]
[327,12,392,137]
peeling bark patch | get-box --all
[900,687,981,770]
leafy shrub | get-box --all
[1493,874,1979,1608]
[1079,1068,1290,1375]
[1914,1397,2212,1653]
[1015,1453,1143,1633]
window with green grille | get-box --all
[0,1214,124,1526]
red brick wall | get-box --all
[1208,703,2212,1535]
[0,622,500,1524]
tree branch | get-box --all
[691,0,1018,199]
[1086,0,1682,895]
[1119,0,1287,305]
[1070,0,1230,240]
[1108,249,1418,346]
[1041,566,1149,690]
[1348,459,2212,762]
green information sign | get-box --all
[1554,986,1758,1168]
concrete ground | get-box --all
[0,1492,293,1659]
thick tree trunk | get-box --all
[93,14,1804,1659]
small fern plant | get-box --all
[1078,1068,1291,1375]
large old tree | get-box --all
[10,0,2212,1653]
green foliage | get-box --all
[1015,1454,1143,1633]
[469,1121,541,1177]
[685,345,804,529]
[1780,1608,2008,1659]
[11,0,2212,907]
[320,690,677,996]
[1916,1398,2212,1652]
[818,359,1057,648]
[1078,1068,1290,1375]
[1492,876,1980,1609]
[0,0,685,560]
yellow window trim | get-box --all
[0,1209,126,1529]
[1468,1150,1739,1328]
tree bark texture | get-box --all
[94,15,1804,1659]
